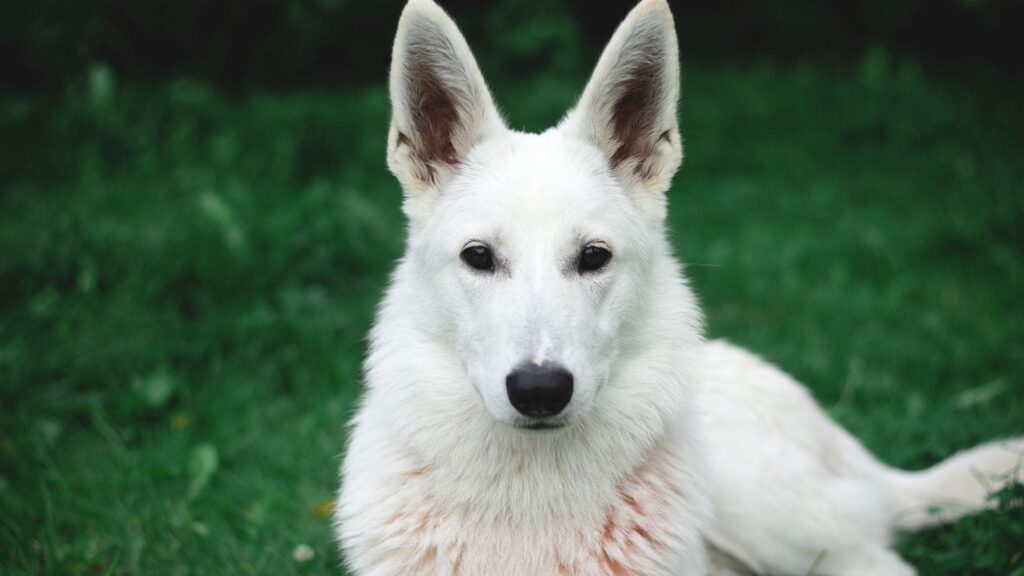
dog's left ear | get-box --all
[560,0,681,198]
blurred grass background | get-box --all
[2,0,1023,574]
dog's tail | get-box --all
[882,437,1024,532]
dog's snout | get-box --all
[506,363,574,418]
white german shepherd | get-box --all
[335,0,1023,574]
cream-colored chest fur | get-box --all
[338,434,707,576]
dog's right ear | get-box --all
[387,0,505,198]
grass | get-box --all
[1,58,1022,574]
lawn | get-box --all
[1,59,1022,574]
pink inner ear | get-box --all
[442,143,459,165]
[405,44,462,170]
[609,64,661,173]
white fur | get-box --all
[335,1,1024,574]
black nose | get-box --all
[506,363,574,418]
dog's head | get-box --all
[385,0,685,431]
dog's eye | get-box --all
[579,245,612,273]
[461,244,494,272]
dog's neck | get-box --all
[405,406,693,525]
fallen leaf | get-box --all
[292,544,315,563]
[311,498,336,518]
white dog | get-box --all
[335,0,1023,574]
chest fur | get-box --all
[340,446,705,576]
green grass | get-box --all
[1,59,1022,574]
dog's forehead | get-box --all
[423,130,645,253]
[454,130,624,214]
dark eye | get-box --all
[461,244,494,272]
[579,245,612,273]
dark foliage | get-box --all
[2,0,1022,89]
